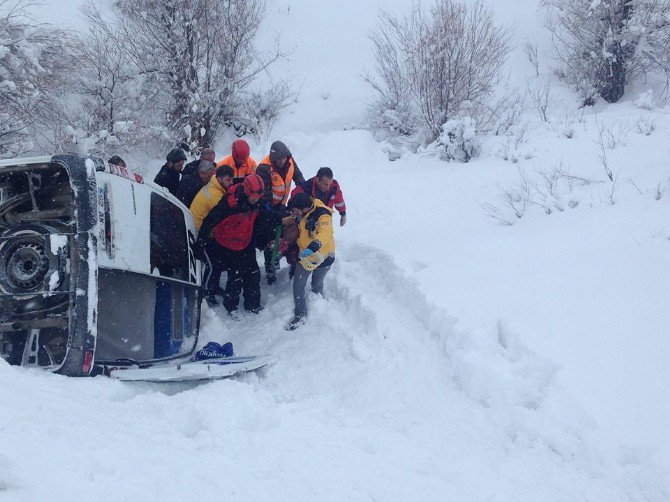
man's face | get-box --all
[316,176,333,192]
[174,160,185,172]
[202,151,216,163]
[199,169,214,183]
[273,156,288,169]
[218,175,233,188]
[292,206,309,217]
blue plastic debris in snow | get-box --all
[192,342,234,361]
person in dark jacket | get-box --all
[255,141,306,285]
[182,147,216,177]
[154,148,187,196]
[176,160,216,207]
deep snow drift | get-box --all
[2,121,670,500]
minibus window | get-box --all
[149,193,188,281]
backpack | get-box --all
[213,188,259,251]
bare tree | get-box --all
[365,10,418,139]
[84,0,291,150]
[52,19,160,156]
[0,0,74,156]
[366,0,511,145]
[542,0,670,104]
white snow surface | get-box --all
[3,0,670,500]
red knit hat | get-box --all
[243,173,264,197]
[232,140,250,164]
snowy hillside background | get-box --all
[1,0,669,500]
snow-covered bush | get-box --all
[542,0,670,105]
[634,90,655,110]
[435,116,482,163]
[366,0,511,152]
[369,103,418,140]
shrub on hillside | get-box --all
[365,0,511,161]
[436,116,482,163]
[542,0,670,105]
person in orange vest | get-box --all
[216,139,257,184]
[256,141,305,284]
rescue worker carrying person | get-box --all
[256,141,306,285]
[285,192,335,331]
[195,174,294,316]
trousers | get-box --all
[217,245,260,312]
[292,262,331,317]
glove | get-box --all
[300,251,324,271]
[340,214,347,227]
[306,239,322,252]
[299,249,314,259]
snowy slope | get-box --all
[2,0,670,500]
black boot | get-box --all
[285,315,304,331]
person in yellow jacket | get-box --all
[190,165,234,230]
[189,165,234,304]
[285,192,335,330]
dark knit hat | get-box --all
[166,148,187,163]
[269,141,291,166]
[288,192,313,210]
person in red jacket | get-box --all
[197,174,264,314]
[196,174,292,315]
[291,167,347,226]
[285,167,347,277]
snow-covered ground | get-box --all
[2,0,670,500]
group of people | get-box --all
[152,140,347,330]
